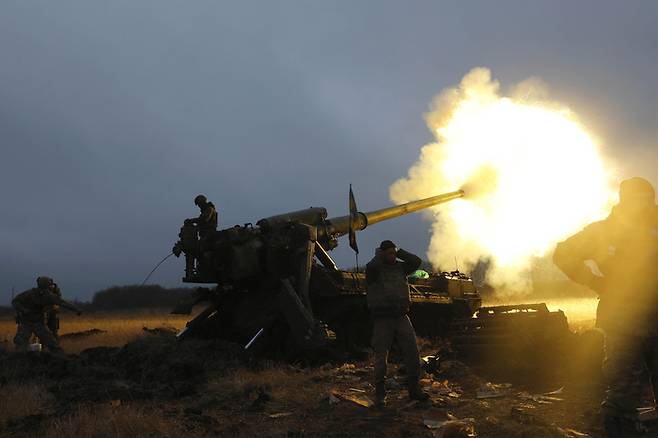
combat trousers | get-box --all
[602,333,658,415]
[372,315,421,389]
[14,321,61,352]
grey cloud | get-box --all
[0,1,656,302]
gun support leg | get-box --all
[296,240,315,315]
[278,279,325,349]
[176,302,220,340]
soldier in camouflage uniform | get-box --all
[553,177,658,437]
[366,240,430,407]
[12,276,82,353]
[186,194,218,238]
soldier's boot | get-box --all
[13,343,28,353]
[13,336,29,352]
[408,380,430,402]
[603,414,625,438]
[375,383,387,408]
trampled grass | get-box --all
[0,310,605,438]
[39,402,188,438]
[0,310,340,437]
[0,311,198,437]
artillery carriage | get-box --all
[172,189,481,354]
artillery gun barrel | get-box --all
[363,190,464,226]
[327,189,464,238]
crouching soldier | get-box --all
[366,240,430,407]
[12,276,83,353]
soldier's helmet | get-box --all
[36,276,54,289]
[194,195,207,206]
[619,177,655,205]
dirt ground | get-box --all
[0,311,616,437]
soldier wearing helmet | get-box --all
[366,240,430,407]
[12,276,83,353]
[186,194,218,238]
[553,177,658,437]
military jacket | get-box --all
[12,288,63,322]
[554,207,658,335]
[198,202,218,233]
[366,249,422,317]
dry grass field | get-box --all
[0,311,190,353]
[0,310,357,437]
[0,310,607,437]
[0,311,190,437]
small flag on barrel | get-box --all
[349,184,359,254]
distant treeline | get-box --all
[86,285,192,311]
[0,285,193,316]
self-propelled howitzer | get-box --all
[172,189,471,354]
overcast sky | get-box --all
[1,1,656,302]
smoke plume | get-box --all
[391,68,616,293]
